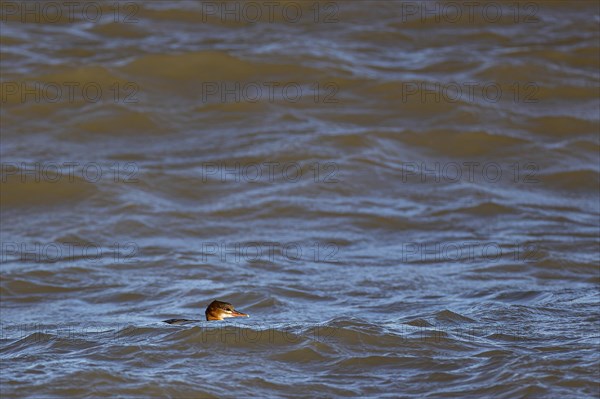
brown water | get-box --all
[1,1,599,398]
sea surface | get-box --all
[1,1,599,398]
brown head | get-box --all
[205,300,249,321]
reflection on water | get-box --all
[1,1,599,398]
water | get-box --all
[1,1,599,398]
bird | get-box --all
[163,300,249,325]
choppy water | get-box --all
[1,1,599,398]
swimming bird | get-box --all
[163,300,249,325]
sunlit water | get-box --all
[1,1,599,398]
